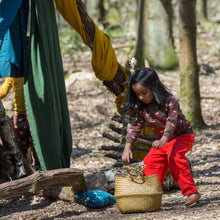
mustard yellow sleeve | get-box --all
[0,78,13,99]
[12,77,26,114]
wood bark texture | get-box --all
[0,168,84,200]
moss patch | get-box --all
[160,49,179,70]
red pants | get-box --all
[143,133,198,196]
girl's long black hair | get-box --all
[126,68,172,111]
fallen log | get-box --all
[136,137,153,146]
[104,152,122,160]
[102,132,120,143]
[132,145,151,152]
[101,144,150,152]
[139,134,159,141]
[111,115,122,123]
[104,152,141,163]
[108,123,122,134]
[101,145,119,151]
[0,168,85,200]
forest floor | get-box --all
[0,22,220,219]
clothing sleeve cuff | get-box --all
[126,138,135,145]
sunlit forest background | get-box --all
[1,1,220,219]
[55,0,220,128]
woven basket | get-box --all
[114,165,163,213]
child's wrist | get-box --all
[125,143,132,149]
[161,136,168,141]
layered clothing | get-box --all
[126,96,193,145]
[0,0,29,78]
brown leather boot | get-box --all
[185,192,201,207]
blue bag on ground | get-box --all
[74,190,116,208]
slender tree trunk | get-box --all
[196,0,209,22]
[98,0,106,28]
[178,0,205,127]
[135,0,178,70]
[135,0,148,68]
[160,0,174,45]
[201,0,208,20]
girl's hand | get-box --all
[122,143,133,163]
[152,136,168,149]
[152,140,160,149]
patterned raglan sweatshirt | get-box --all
[126,96,193,145]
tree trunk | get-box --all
[98,0,106,28]
[178,0,205,127]
[201,0,208,20]
[135,0,148,68]
[0,100,27,181]
[83,0,98,19]
[135,0,178,70]
[196,0,209,22]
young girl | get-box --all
[122,68,201,207]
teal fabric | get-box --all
[24,0,72,170]
[0,0,29,77]
[0,0,22,39]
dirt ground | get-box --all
[0,23,220,219]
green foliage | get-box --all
[106,28,124,38]
[135,48,151,68]
[59,29,87,57]
[193,127,203,136]
[105,8,121,25]
[160,49,179,71]
[126,42,135,58]
[64,72,71,80]
[180,64,194,100]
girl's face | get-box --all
[132,83,154,104]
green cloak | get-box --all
[24,0,72,170]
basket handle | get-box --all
[124,164,146,183]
